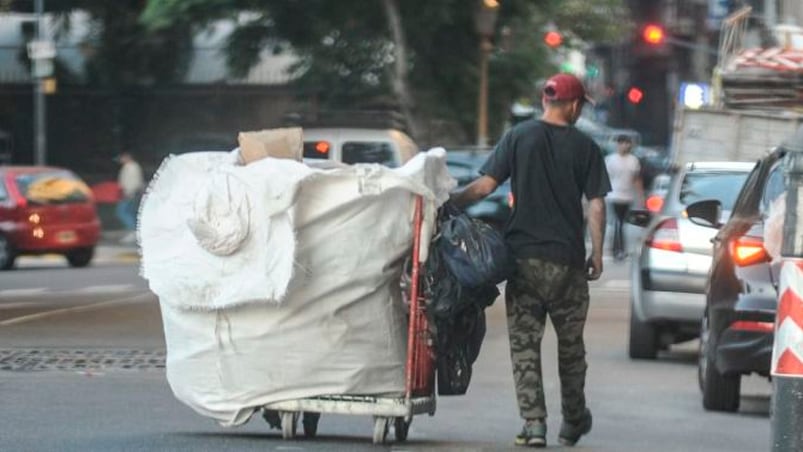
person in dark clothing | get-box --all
[451,73,611,448]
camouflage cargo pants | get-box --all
[506,257,590,421]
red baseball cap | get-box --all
[543,73,595,105]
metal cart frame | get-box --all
[262,196,436,444]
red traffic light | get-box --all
[627,87,644,104]
[642,24,665,45]
[543,31,563,48]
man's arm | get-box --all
[586,196,606,280]
[450,175,499,209]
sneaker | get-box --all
[514,419,547,448]
[558,408,592,446]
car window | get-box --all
[303,141,332,160]
[14,171,92,205]
[761,163,785,212]
[678,171,750,210]
[0,177,7,201]
[446,161,478,186]
[342,142,397,167]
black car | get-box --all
[446,150,511,228]
[686,148,786,412]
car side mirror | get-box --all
[626,209,652,228]
[686,199,722,228]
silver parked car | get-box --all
[627,161,755,359]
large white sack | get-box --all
[139,152,315,310]
[144,149,455,426]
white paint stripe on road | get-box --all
[0,292,152,326]
[0,288,48,297]
[601,279,630,289]
[0,301,51,309]
[76,284,135,294]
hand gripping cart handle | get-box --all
[261,195,436,444]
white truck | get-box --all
[671,107,803,165]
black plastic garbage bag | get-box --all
[438,203,512,288]
[436,305,487,396]
[425,243,499,319]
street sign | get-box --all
[26,40,56,60]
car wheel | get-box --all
[628,298,658,359]
[66,247,94,268]
[0,234,16,270]
[699,314,741,412]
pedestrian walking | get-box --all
[451,73,611,448]
[116,151,145,244]
[604,135,643,261]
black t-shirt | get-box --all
[480,119,611,268]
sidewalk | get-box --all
[97,231,140,264]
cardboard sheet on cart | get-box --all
[139,149,454,426]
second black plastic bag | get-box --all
[438,202,512,288]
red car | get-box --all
[0,166,101,270]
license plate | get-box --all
[57,231,77,243]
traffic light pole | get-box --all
[33,0,47,166]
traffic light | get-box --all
[627,87,644,104]
[543,31,563,48]
[642,24,665,46]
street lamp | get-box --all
[475,0,499,148]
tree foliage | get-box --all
[6,0,193,86]
[138,0,632,142]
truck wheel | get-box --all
[628,299,658,359]
[700,315,741,412]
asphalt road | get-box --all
[0,251,772,451]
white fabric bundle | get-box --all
[138,148,455,426]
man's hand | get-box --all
[586,196,606,281]
[585,253,603,281]
[450,175,499,209]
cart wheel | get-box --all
[394,417,411,442]
[281,412,298,439]
[302,412,320,438]
[372,416,389,444]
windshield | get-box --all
[679,171,749,210]
[342,142,397,167]
[15,171,92,205]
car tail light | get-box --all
[646,218,683,252]
[315,141,331,154]
[645,195,664,213]
[507,192,514,208]
[729,236,770,267]
[731,320,774,333]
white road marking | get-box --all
[76,284,134,294]
[0,293,152,326]
[601,279,630,289]
[0,288,48,297]
[0,300,51,309]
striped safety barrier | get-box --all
[733,48,803,73]
[772,259,803,377]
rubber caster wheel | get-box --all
[281,412,298,439]
[394,417,411,442]
[372,416,389,444]
[302,412,320,438]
